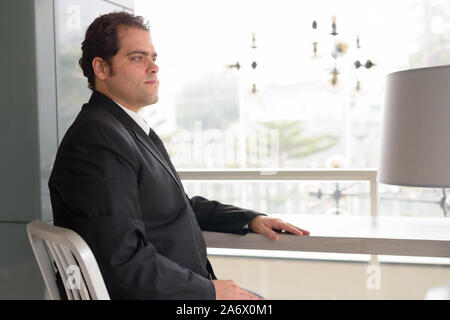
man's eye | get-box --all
[132,56,143,61]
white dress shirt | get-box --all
[114,101,150,135]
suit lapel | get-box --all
[131,128,185,192]
[89,90,185,193]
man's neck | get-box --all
[94,87,141,113]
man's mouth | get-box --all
[145,80,158,84]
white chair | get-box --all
[26,220,110,300]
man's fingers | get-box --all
[286,223,310,236]
[282,223,303,236]
[270,220,311,237]
[253,217,310,239]
[213,280,263,300]
[272,220,304,236]
[240,288,262,300]
[298,227,310,235]
[261,225,280,240]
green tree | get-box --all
[257,120,338,166]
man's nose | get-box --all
[146,59,159,74]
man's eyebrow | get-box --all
[126,50,158,58]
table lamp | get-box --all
[378,65,450,216]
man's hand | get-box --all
[212,280,262,300]
[248,216,310,240]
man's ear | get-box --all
[92,57,109,81]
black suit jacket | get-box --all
[48,90,262,299]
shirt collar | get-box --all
[114,101,150,136]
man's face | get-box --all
[102,26,159,111]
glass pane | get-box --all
[54,0,127,141]
[136,0,450,170]
[136,0,450,218]
[184,181,371,216]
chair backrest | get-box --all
[26,220,110,300]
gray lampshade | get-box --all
[378,65,450,188]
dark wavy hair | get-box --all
[79,11,150,90]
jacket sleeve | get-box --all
[188,195,266,234]
[49,120,215,300]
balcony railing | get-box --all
[179,168,378,221]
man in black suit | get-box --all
[48,12,309,300]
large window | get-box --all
[135,0,450,218]
[53,1,450,218]
[54,0,133,140]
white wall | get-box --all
[209,255,450,299]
